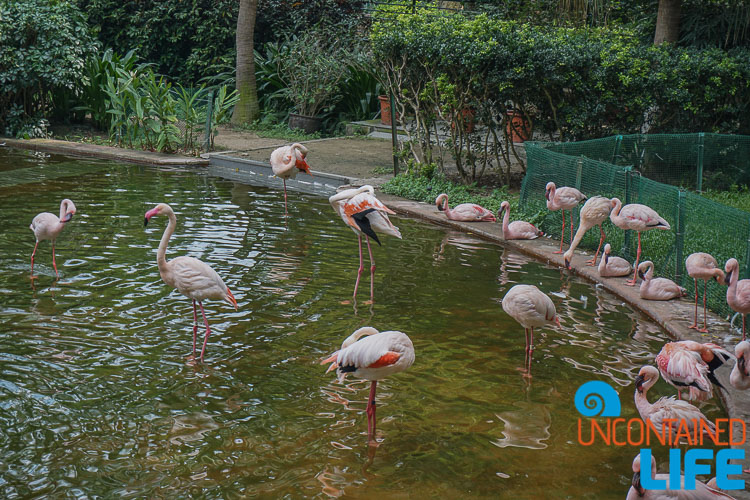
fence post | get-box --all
[390,93,399,176]
[621,167,633,259]
[744,219,750,280]
[203,90,215,153]
[574,158,583,227]
[674,189,686,285]
[611,134,623,164]
[696,132,705,193]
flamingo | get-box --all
[270,143,312,216]
[638,261,686,301]
[329,185,401,302]
[30,198,76,278]
[655,341,731,401]
[730,341,750,390]
[725,258,750,341]
[597,243,632,277]
[627,452,736,499]
[144,203,238,362]
[545,182,586,253]
[563,196,612,269]
[501,284,560,375]
[610,198,671,286]
[498,201,542,240]
[686,253,725,333]
[321,326,415,444]
[634,366,717,444]
[434,193,496,222]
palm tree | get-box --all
[231,0,260,125]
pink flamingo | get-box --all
[545,182,586,253]
[610,198,671,286]
[270,143,312,216]
[498,201,542,240]
[655,341,731,401]
[627,452,736,499]
[144,203,238,362]
[563,196,612,269]
[598,243,632,277]
[638,261,686,301]
[725,258,750,341]
[731,341,750,390]
[329,185,402,302]
[501,284,560,375]
[434,193,496,222]
[30,199,77,278]
[321,326,415,444]
[685,252,725,333]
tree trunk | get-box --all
[231,0,259,125]
[653,0,681,45]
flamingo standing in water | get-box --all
[30,198,76,278]
[435,193,496,222]
[498,201,542,240]
[598,243,632,277]
[655,341,731,401]
[725,258,750,340]
[627,452,736,499]
[501,284,560,375]
[144,203,238,362]
[609,198,671,286]
[637,261,686,301]
[686,252,725,333]
[329,185,401,302]
[321,326,415,444]
[545,182,586,253]
[731,341,750,390]
[270,143,312,216]
[563,196,612,269]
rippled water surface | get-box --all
[0,147,726,498]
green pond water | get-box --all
[0,147,726,498]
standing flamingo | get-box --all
[270,143,312,216]
[329,185,402,302]
[435,193,496,222]
[598,243,632,277]
[321,326,415,444]
[731,341,750,390]
[655,341,731,401]
[144,203,238,362]
[498,201,542,240]
[725,258,750,340]
[609,198,671,286]
[627,453,736,499]
[545,182,586,253]
[562,196,612,269]
[685,252,725,333]
[638,261,686,301]
[30,198,77,278]
[501,284,560,375]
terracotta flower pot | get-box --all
[506,109,530,143]
[451,107,476,133]
[378,95,392,125]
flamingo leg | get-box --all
[192,300,198,357]
[198,301,212,362]
[689,278,699,329]
[51,241,58,278]
[585,225,606,266]
[744,314,746,342]
[699,279,709,333]
[366,236,375,302]
[625,231,641,286]
[554,210,565,254]
[527,327,535,376]
[569,210,574,244]
[30,241,39,277]
[353,235,364,299]
[523,328,529,370]
[366,380,377,443]
[283,179,288,217]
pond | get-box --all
[0,147,726,498]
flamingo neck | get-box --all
[644,263,654,281]
[341,326,379,349]
[157,210,177,273]
[58,200,67,221]
[502,207,510,235]
[633,384,652,417]
[610,198,622,219]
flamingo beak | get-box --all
[62,211,75,223]
[725,270,732,285]
[555,316,561,328]
[226,288,238,310]
[632,471,644,496]
[296,158,312,176]
[144,207,159,227]
[545,189,550,201]
[564,257,571,270]
[634,374,645,393]
[638,270,645,280]
[738,355,746,375]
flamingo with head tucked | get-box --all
[321,326,415,444]
[627,452,736,499]
[545,182,586,253]
[30,198,77,278]
[610,198,671,286]
[498,201,542,240]
[725,258,750,341]
[685,252,725,333]
[329,185,402,302]
[434,193,495,222]
[144,203,238,362]
[598,243,632,277]
[270,143,312,216]
[638,261,686,301]
[655,340,731,401]
[563,196,612,269]
[731,341,750,390]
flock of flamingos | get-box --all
[26,142,750,497]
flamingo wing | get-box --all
[170,256,228,301]
[658,348,711,393]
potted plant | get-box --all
[281,32,348,134]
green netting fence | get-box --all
[520,133,750,320]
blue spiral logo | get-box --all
[574,381,621,417]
